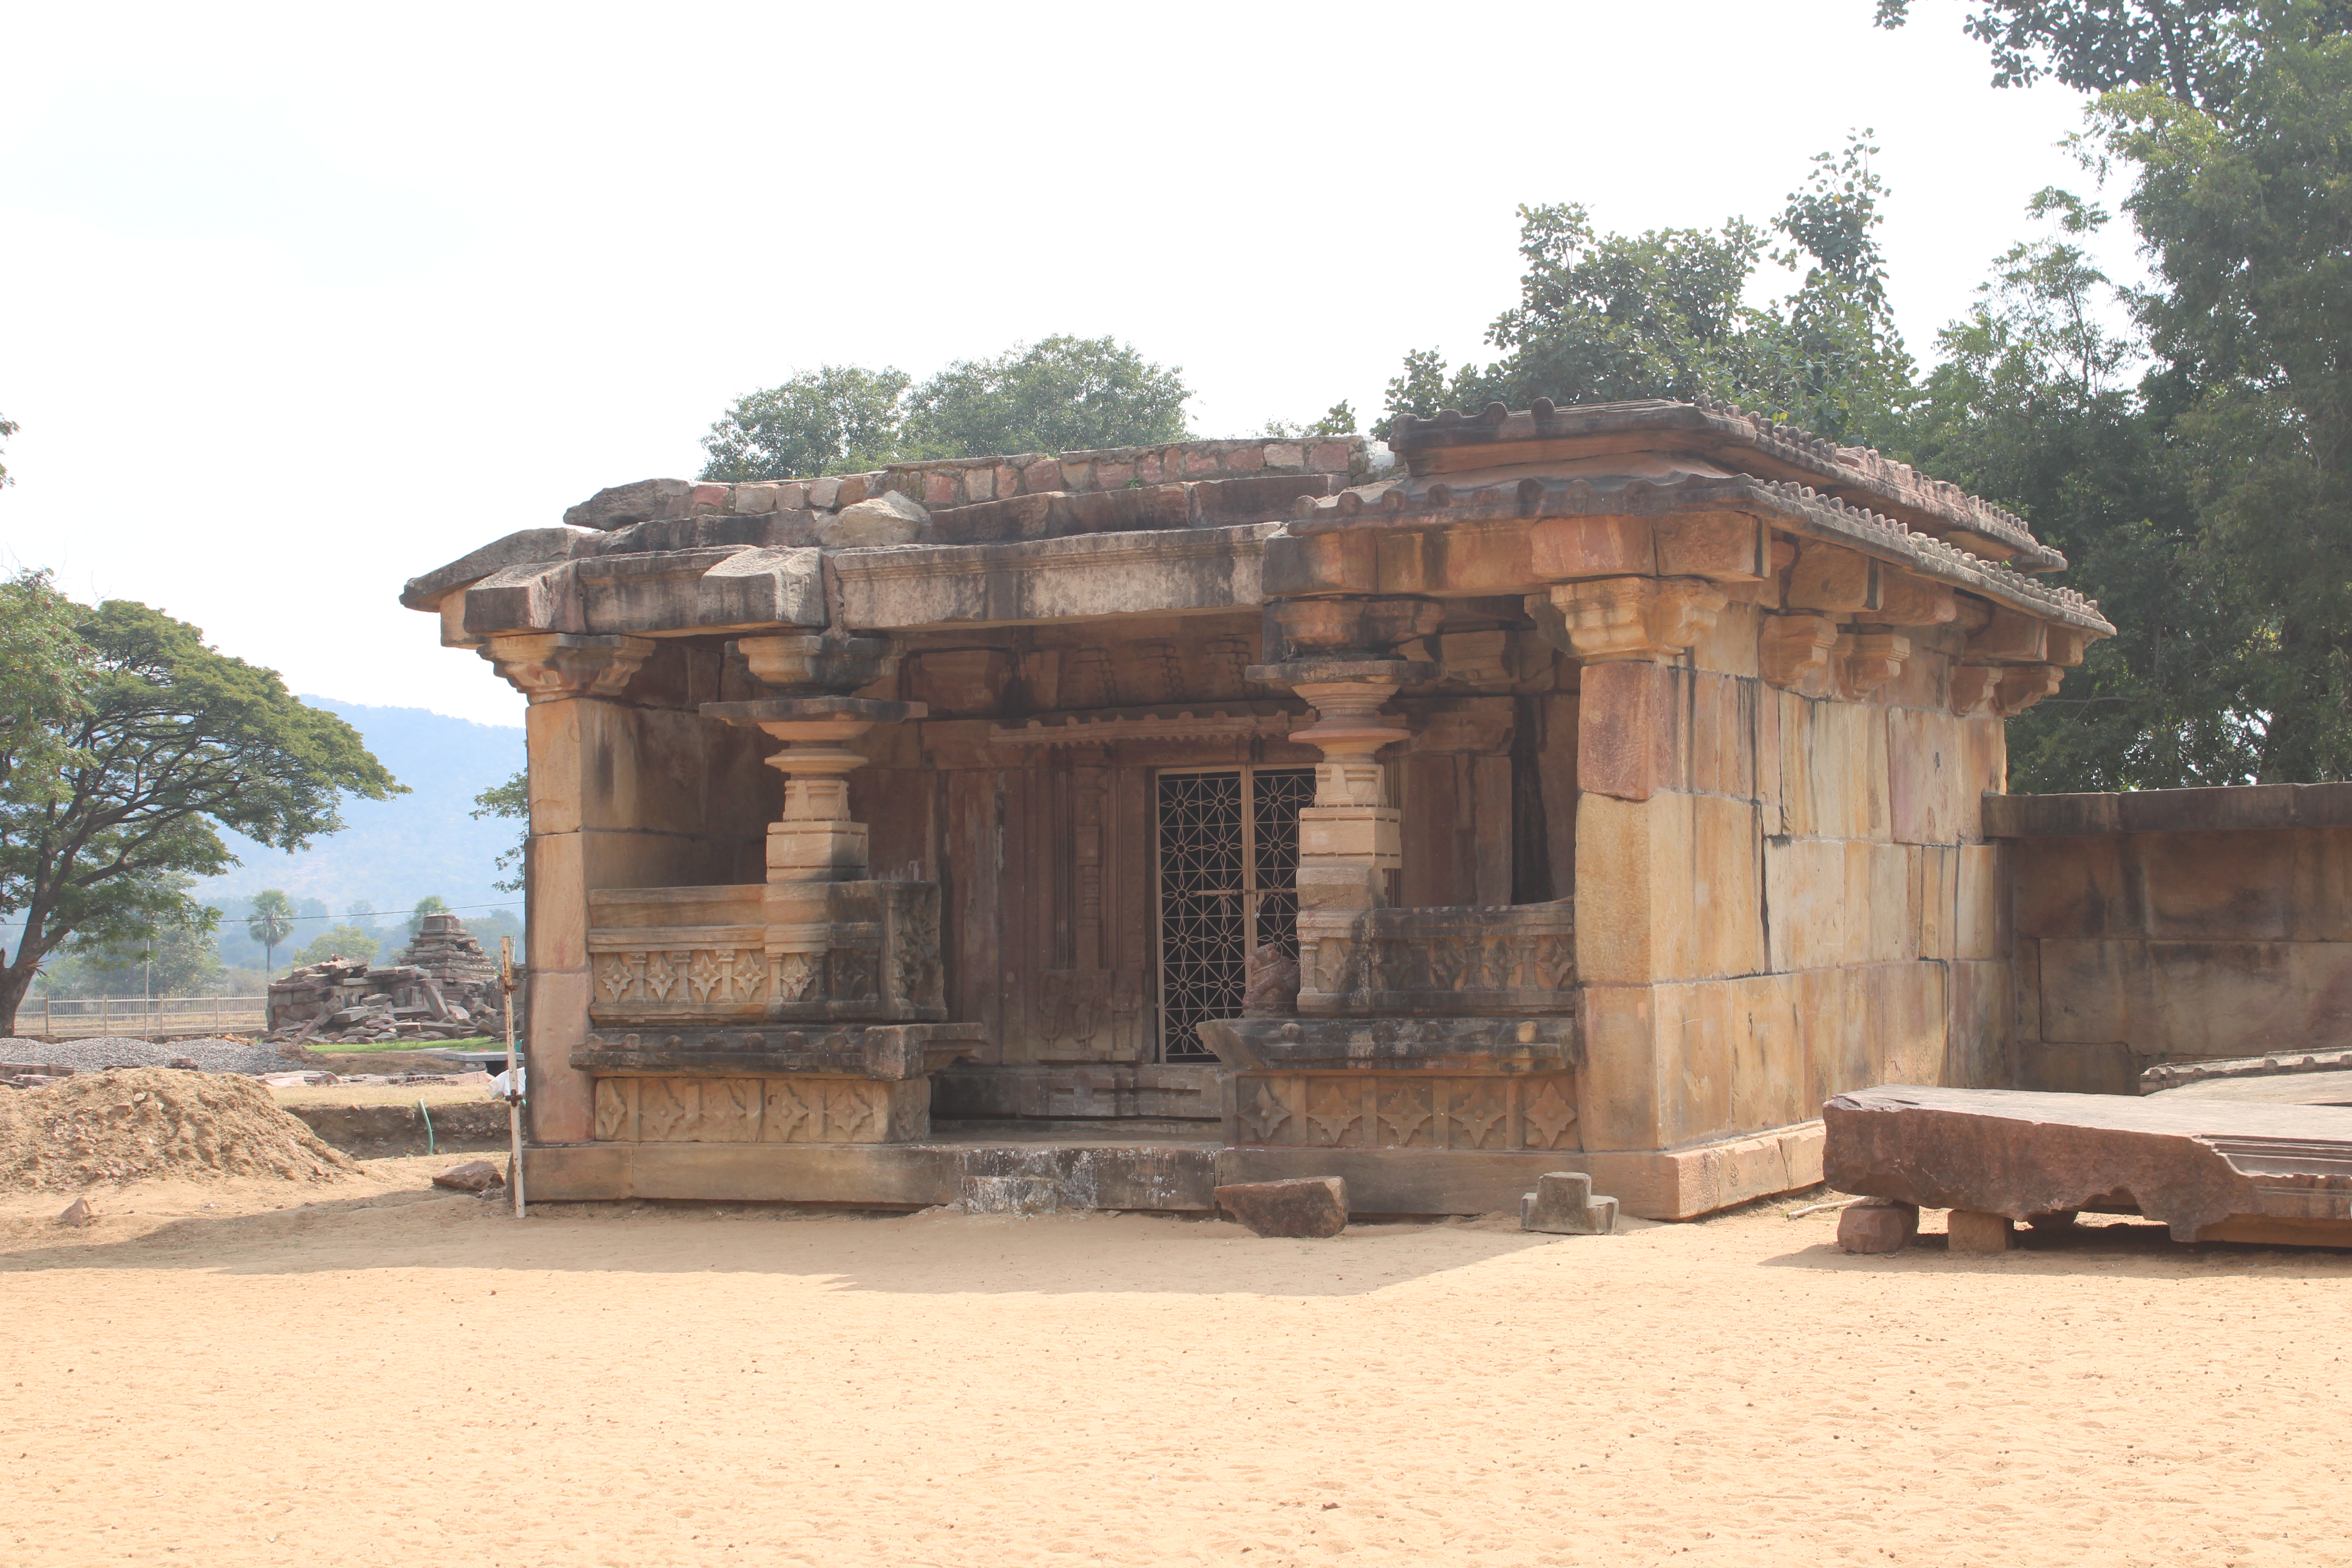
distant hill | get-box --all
[200,697,526,939]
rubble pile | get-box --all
[0,1067,358,1190]
[264,914,522,1046]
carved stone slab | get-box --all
[1198,1015,1576,1071]
[591,1074,929,1145]
[572,1022,985,1081]
[1219,1069,1582,1154]
[1824,1084,2352,1244]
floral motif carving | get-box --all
[1230,1074,1578,1152]
[593,1078,632,1141]
[1306,1081,1365,1147]
[1522,1080,1579,1150]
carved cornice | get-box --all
[1546,576,1728,664]
[1760,613,1841,691]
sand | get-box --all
[2,1172,2347,1567]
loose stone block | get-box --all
[1520,1171,1618,1234]
[1214,1176,1349,1238]
[1946,1208,2013,1252]
[1836,1197,1918,1253]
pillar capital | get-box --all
[702,697,926,884]
[1541,577,1728,664]
[481,633,654,704]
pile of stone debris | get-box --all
[263,914,522,1047]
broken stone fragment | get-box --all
[818,490,929,548]
[1946,1208,2013,1253]
[1519,1171,1618,1235]
[55,1196,94,1228]
[563,477,691,532]
[1836,1197,1918,1254]
[431,1159,505,1193]
[1213,1176,1348,1238]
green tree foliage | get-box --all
[1872,0,2347,109]
[293,922,379,968]
[407,894,450,938]
[699,336,1191,481]
[0,586,401,1034]
[698,365,913,481]
[0,570,89,805]
[1900,191,2259,788]
[471,769,528,894]
[1261,402,1360,439]
[39,907,226,1000]
[245,887,296,976]
[2096,14,2352,779]
[1383,135,1914,445]
[0,412,17,486]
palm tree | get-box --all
[247,890,296,978]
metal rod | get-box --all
[500,936,526,1220]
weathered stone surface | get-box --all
[1836,1197,1918,1253]
[820,490,930,547]
[1824,1084,2352,1243]
[1214,1176,1348,1238]
[54,1196,94,1227]
[564,477,691,532]
[1519,1170,1618,1234]
[432,1159,505,1192]
[1241,941,1300,1016]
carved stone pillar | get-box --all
[478,632,658,1145]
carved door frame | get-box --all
[1151,765,1314,1063]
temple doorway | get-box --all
[1153,766,1315,1062]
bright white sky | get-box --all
[0,0,2137,728]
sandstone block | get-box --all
[1520,1171,1618,1234]
[1946,1208,2013,1252]
[432,1159,505,1192]
[819,490,929,547]
[1836,1197,1918,1253]
[1214,1176,1348,1238]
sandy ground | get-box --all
[2,1168,2348,1568]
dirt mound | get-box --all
[0,1069,359,1192]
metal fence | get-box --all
[22,995,269,1040]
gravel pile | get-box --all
[0,1036,287,1075]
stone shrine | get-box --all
[400,399,2116,1216]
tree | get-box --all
[899,336,1191,458]
[1871,0,2347,110]
[293,922,378,968]
[0,411,17,486]
[2096,15,2352,779]
[699,365,913,481]
[1261,402,1359,439]
[407,895,450,939]
[699,336,1193,481]
[471,769,528,894]
[246,888,296,977]
[0,586,401,1035]
[1900,191,2256,788]
[1382,134,1915,445]
[41,894,226,999]
[0,570,89,807]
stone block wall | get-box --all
[1573,599,2013,1158]
[1991,782,2352,1094]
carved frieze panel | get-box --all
[1226,1072,1581,1152]
[589,1074,929,1144]
[589,880,945,1027]
[1296,902,1575,1016]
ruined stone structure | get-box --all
[265,913,516,1045]
[400,399,2113,1217]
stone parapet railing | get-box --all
[1296,899,1575,1016]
